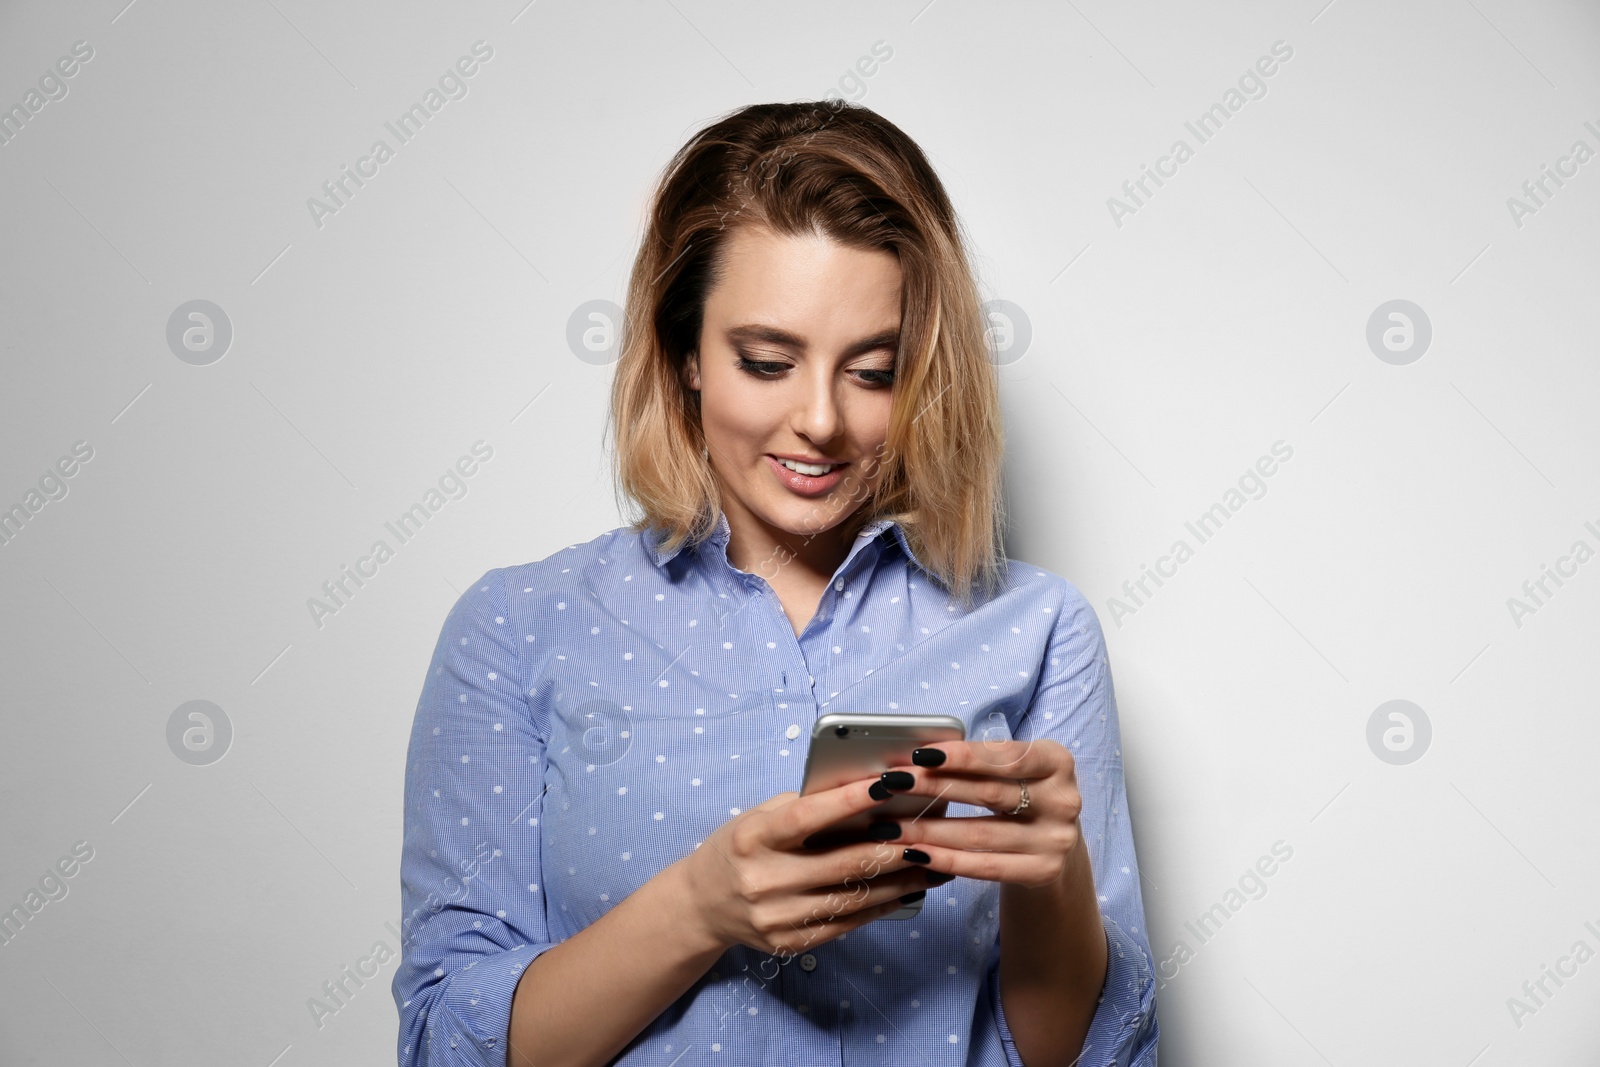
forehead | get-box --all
[704,225,902,331]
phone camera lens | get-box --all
[834,725,849,737]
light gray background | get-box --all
[2,1,1597,1064]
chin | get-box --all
[746,495,828,533]
[791,497,858,532]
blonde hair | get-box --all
[606,101,1007,607]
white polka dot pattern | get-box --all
[392,511,1156,1066]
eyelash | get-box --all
[736,354,895,388]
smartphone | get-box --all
[798,712,966,919]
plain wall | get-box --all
[1,1,1597,1064]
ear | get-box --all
[684,351,701,392]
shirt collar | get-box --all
[645,509,925,577]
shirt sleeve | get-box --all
[392,569,555,1067]
[986,582,1159,1067]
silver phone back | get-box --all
[799,713,965,918]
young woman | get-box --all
[393,101,1157,1067]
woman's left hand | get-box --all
[870,739,1083,890]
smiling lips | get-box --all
[766,454,847,496]
[772,455,841,476]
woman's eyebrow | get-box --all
[725,323,899,357]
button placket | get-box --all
[747,583,819,731]
[796,575,849,711]
[781,940,836,1043]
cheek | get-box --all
[699,371,773,456]
[848,398,893,466]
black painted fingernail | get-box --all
[924,870,956,886]
[902,848,931,865]
[879,770,914,791]
[867,820,900,840]
[868,780,892,801]
[899,889,926,904]
[911,748,946,767]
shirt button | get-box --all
[799,953,818,972]
[785,724,800,740]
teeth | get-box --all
[777,457,837,476]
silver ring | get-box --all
[1006,779,1031,816]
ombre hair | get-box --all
[606,101,1007,608]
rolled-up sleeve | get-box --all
[392,569,555,1066]
[988,582,1159,1066]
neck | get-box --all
[720,497,867,585]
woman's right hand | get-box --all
[675,778,942,957]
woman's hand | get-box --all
[869,739,1084,889]
[678,778,941,957]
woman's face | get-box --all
[686,224,901,559]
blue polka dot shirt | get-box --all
[392,510,1158,1065]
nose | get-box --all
[793,361,843,447]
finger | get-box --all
[757,835,912,920]
[806,863,928,918]
[751,791,798,812]
[878,812,1038,852]
[786,870,929,945]
[792,895,910,950]
[767,776,894,850]
[895,738,1068,780]
[864,767,1055,821]
[890,840,1059,887]
[817,837,914,887]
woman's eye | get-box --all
[735,354,894,387]
[736,355,788,376]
